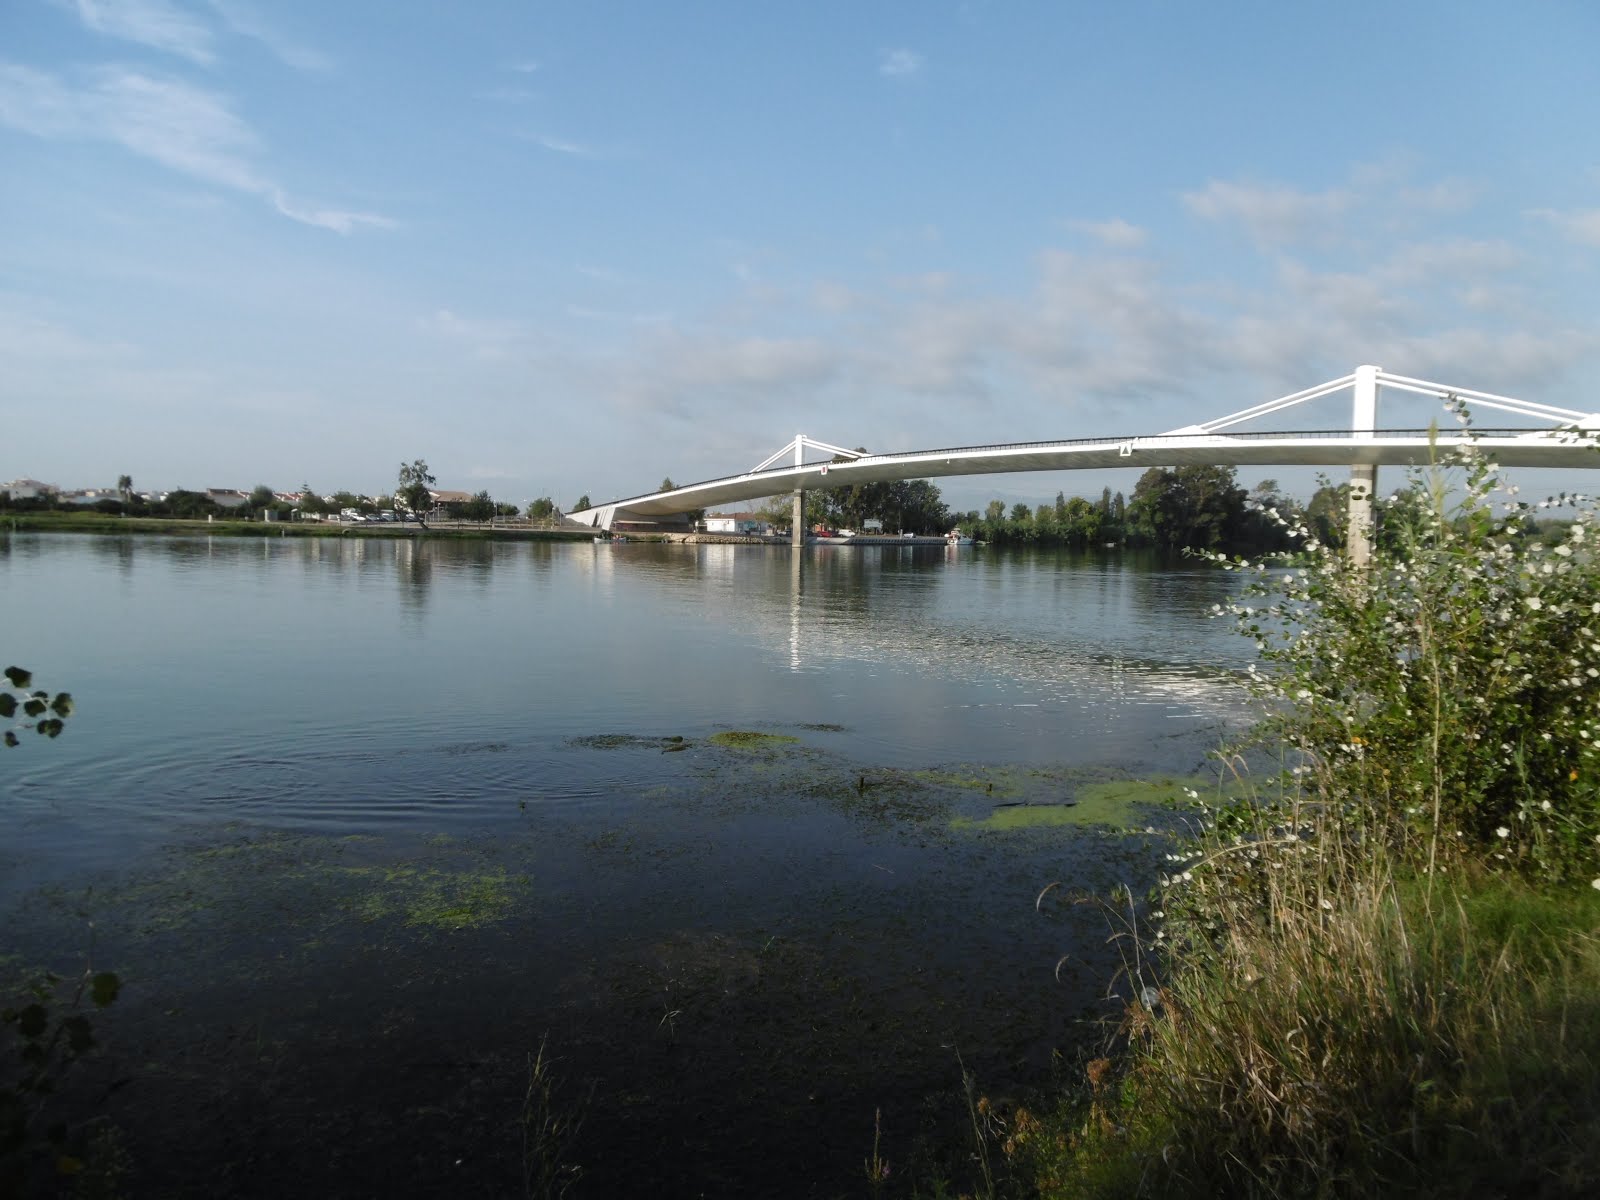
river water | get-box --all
[2,533,1252,1196]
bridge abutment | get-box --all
[792,490,804,547]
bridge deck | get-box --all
[569,428,1600,526]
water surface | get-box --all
[1,533,1250,1196]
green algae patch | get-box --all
[912,764,1031,800]
[952,775,1203,833]
[707,730,800,750]
[571,733,692,752]
[344,865,520,930]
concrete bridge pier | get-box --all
[1348,465,1376,566]
[1348,364,1379,567]
[792,489,804,548]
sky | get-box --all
[3,0,1599,512]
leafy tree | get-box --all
[298,484,324,515]
[1128,465,1246,549]
[1306,482,1349,548]
[397,459,436,517]
[574,494,591,512]
[116,475,133,504]
[460,490,495,521]
[527,497,556,521]
[659,478,676,493]
[248,485,275,511]
[162,489,216,519]
[495,503,520,518]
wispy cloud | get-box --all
[270,191,396,234]
[523,131,603,158]
[479,86,536,104]
[422,309,533,361]
[59,0,216,66]
[566,305,671,325]
[510,59,540,74]
[1069,217,1147,249]
[1183,179,1353,245]
[204,0,332,71]
[1528,207,1600,248]
[0,62,393,233]
[879,49,924,78]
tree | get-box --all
[248,485,274,511]
[495,503,520,518]
[527,497,556,521]
[460,490,495,521]
[574,494,591,512]
[1306,482,1349,548]
[1128,465,1246,549]
[659,478,676,493]
[397,459,436,517]
[163,489,216,519]
[116,475,133,504]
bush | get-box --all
[1018,412,1600,1197]
[1215,412,1600,880]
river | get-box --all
[1,533,1252,1197]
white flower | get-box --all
[1593,879,1600,891]
[1496,826,1510,839]
[1526,597,1544,611]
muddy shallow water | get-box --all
[2,535,1249,1195]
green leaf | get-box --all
[2,732,16,748]
[22,698,46,718]
[50,693,73,718]
[40,719,62,738]
[2,666,30,689]
[90,972,120,1009]
[0,694,14,718]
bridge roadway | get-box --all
[566,426,1600,531]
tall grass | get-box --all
[1013,832,1600,1198]
[1009,433,1600,1197]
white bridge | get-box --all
[568,366,1600,558]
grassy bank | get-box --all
[994,440,1600,1199]
[0,511,600,541]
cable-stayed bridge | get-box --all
[567,366,1600,559]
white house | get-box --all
[2,478,58,500]
[702,511,770,535]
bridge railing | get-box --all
[655,427,1572,498]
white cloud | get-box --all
[204,0,332,71]
[524,132,602,158]
[270,190,397,234]
[1183,179,1353,244]
[879,49,924,78]
[1528,207,1600,247]
[566,306,671,325]
[60,0,216,65]
[510,59,541,74]
[1069,217,1147,249]
[0,63,393,234]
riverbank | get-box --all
[0,511,600,541]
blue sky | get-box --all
[3,0,1598,510]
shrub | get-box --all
[1214,410,1600,880]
